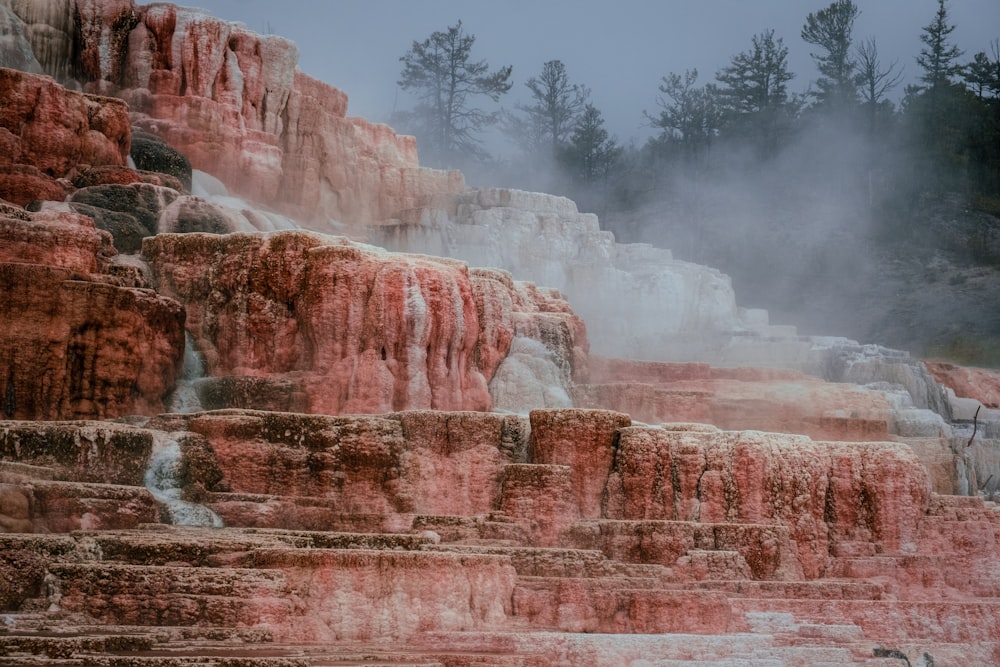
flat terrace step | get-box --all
[927,494,1000,521]
[420,629,981,665]
[204,493,415,533]
[692,579,885,600]
[826,553,993,595]
[424,543,676,581]
[410,514,530,545]
[0,633,155,658]
[0,460,59,480]
[512,576,734,634]
[47,563,294,628]
[423,544,625,577]
[0,533,83,557]
[0,634,549,667]
[81,527,435,567]
[191,641,543,667]
[416,630,795,664]
[2,479,159,531]
[0,622,274,645]
[729,597,1000,644]
[80,658,312,667]
[565,519,797,580]
[50,562,288,597]
[245,547,514,571]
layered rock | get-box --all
[574,356,970,495]
[374,188,773,361]
[1,4,998,664]
[602,423,929,579]
[926,360,1000,410]
[0,66,130,205]
[3,410,996,665]
[144,230,585,414]
[0,203,185,419]
[3,1,464,232]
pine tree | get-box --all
[801,0,861,108]
[915,0,965,93]
[716,29,799,157]
[397,21,512,167]
[646,69,721,163]
[514,60,590,158]
[560,104,620,184]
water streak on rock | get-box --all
[143,431,222,527]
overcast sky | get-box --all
[189,1,999,146]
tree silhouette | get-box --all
[512,60,590,158]
[397,21,512,166]
[801,0,861,108]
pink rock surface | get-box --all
[0,206,185,420]
[145,231,579,414]
[5,1,464,231]
[0,67,130,205]
[0,421,152,486]
[0,412,996,664]
[176,409,528,519]
[604,423,931,578]
[926,360,1000,409]
[576,356,897,442]
[528,409,632,520]
[254,549,516,642]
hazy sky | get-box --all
[189,1,999,146]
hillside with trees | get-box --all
[393,1,1000,365]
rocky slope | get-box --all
[2,410,999,664]
[0,2,999,666]
[1,0,463,234]
[0,65,130,206]
[144,229,586,415]
[0,201,184,420]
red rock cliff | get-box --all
[0,66,130,206]
[0,202,185,419]
[143,230,584,414]
[4,0,464,233]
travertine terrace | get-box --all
[1,2,999,665]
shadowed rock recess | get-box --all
[1,2,999,665]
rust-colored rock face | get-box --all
[169,409,528,521]
[604,424,930,579]
[529,409,632,520]
[144,231,490,413]
[5,2,463,232]
[2,410,996,664]
[0,67,130,205]
[926,360,1000,409]
[3,4,1000,664]
[0,205,185,419]
[144,230,582,414]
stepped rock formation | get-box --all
[2,411,999,664]
[1,2,1000,665]
[144,230,586,415]
[1,0,464,233]
[0,66,130,205]
[0,202,184,420]
[375,188,780,361]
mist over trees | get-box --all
[506,59,590,160]
[801,0,861,109]
[396,3,1000,361]
[394,21,512,167]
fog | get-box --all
[188,0,1000,361]
[191,0,998,144]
